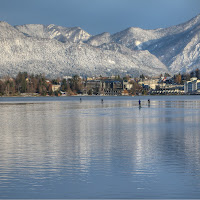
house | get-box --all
[84,80,103,95]
[102,80,123,95]
[123,80,133,90]
[52,84,61,92]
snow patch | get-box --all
[108,60,115,64]
[135,40,143,50]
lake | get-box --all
[0,95,200,198]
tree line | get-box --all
[0,72,82,96]
[1,69,199,96]
[172,68,200,84]
[0,72,145,96]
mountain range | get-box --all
[0,14,200,78]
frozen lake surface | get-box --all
[0,95,200,198]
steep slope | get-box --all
[140,15,200,70]
[108,14,200,73]
[97,42,168,75]
[0,36,168,77]
[110,14,200,50]
[169,32,200,74]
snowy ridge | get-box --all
[86,32,111,46]
[0,14,200,77]
[15,24,91,43]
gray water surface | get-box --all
[0,96,200,198]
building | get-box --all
[138,79,160,90]
[84,80,103,95]
[123,80,133,90]
[84,79,133,95]
[184,77,200,94]
[86,77,94,81]
[52,84,61,92]
[63,76,72,80]
[102,80,123,95]
[151,84,184,94]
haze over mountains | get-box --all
[0,14,200,77]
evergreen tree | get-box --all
[195,68,200,79]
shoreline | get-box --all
[0,94,194,98]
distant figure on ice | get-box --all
[80,98,82,102]
[148,99,150,107]
[101,99,104,104]
[139,99,141,108]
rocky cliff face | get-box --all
[0,14,200,77]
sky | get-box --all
[0,0,200,35]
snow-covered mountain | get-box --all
[104,14,200,74]
[0,21,168,77]
[0,14,200,77]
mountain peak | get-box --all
[0,21,25,39]
[86,32,111,46]
[126,27,143,32]
[0,21,8,24]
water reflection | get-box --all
[1,97,200,198]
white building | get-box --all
[123,80,133,90]
[138,79,159,90]
[52,84,61,92]
[63,76,72,80]
[184,77,200,93]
